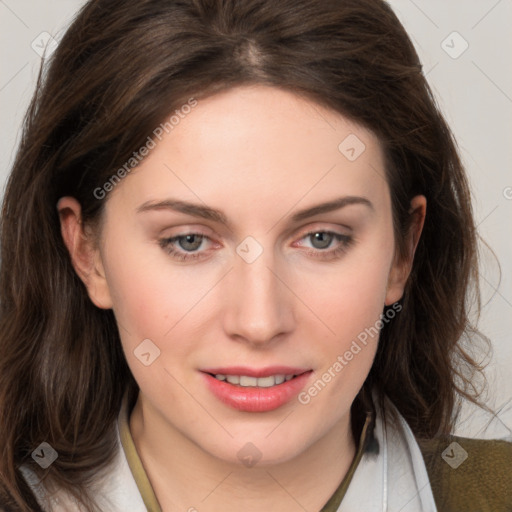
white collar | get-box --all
[339,394,437,512]
[20,393,437,511]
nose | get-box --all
[222,250,296,347]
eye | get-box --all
[294,230,354,261]
[308,231,336,249]
[159,229,353,263]
[175,234,204,251]
[159,233,216,261]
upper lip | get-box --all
[201,366,311,378]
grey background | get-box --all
[0,0,511,437]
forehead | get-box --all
[107,85,390,221]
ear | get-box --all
[57,197,113,309]
[385,195,426,306]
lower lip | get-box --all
[202,372,312,412]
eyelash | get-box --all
[296,231,354,261]
[159,231,354,262]
[159,234,212,262]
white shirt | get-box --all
[20,393,437,511]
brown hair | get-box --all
[0,0,486,509]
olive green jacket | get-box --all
[419,436,512,512]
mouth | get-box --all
[200,367,312,412]
[207,373,300,388]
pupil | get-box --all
[179,235,203,251]
[311,232,332,249]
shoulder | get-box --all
[16,431,146,511]
[418,435,512,512]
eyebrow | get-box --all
[136,195,374,226]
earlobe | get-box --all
[57,197,113,309]
[385,195,426,305]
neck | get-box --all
[129,395,357,512]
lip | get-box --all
[200,367,313,412]
[201,366,310,378]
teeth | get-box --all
[239,375,258,386]
[214,374,294,387]
[255,376,276,387]
[226,375,240,385]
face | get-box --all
[63,85,418,465]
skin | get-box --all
[58,85,426,511]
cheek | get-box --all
[100,238,202,352]
[300,238,394,341]
[294,285,387,419]
[101,251,206,394]
[100,232,230,378]
[104,260,168,341]
[293,232,394,403]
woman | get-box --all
[0,0,510,511]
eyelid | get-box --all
[158,224,216,237]
[292,222,353,241]
[160,232,218,248]
[292,230,352,248]
[298,234,353,260]
[159,223,355,263]
[159,233,219,262]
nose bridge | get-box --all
[223,248,294,344]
